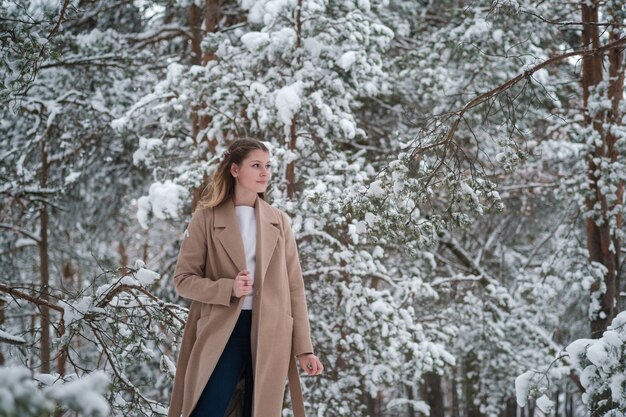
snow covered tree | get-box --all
[1,0,190,413]
[3,0,625,416]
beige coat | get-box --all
[167,194,314,417]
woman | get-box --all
[167,138,323,417]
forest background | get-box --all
[1,0,625,416]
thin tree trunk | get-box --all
[451,374,460,417]
[189,4,202,66]
[554,388,559,417]
[422,372,444,417]
[286,118,298,198]
[285,0,303,199]
[406,382,416,417]
[499,397,516,417]
[203,0,220,65]
[0,296,5,365]
[566,390,573,417]
[39,137,51,374]
[463,352,483,417]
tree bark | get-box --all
[0,297,5,365]
[39,138,51,374]
[451,374,460,417]
[286,117,298,198]
[405,382,417,417]
[463,352,483,417]
[421,372,444,417]
[189,4,203,66]
[189,0,220,206]
[581,0,624,338]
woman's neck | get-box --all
[233,190,256,207]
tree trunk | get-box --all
[405,382,417,417]
[189,0,219,206]
[498,397,517,417]
[581,0,624,338]
[286,117,298,198]
[189,4,203,66]
[285,0,303,199]
[554,388,559,417]
[463,352,483,417]
[451,373,460,417]
[0,297,5,365]
[422,372,444,417]
[39,138,51,374]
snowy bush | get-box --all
[516,311,626,417]
[58,262,183,416]
[0,365,110,417]
[566,311,626,416]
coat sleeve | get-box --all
[172,207,234,306]
[280,211,315,357]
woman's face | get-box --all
[231,149,272,194]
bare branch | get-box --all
[0,283,64,314]
[0,223,41,243]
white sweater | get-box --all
[235,205,257,310]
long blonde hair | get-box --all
[199,138,270,208]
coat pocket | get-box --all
[200,303,213,319]
[195,304,213,338]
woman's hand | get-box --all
[297,353,324,376]
[232,269,253,298]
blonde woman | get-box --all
[167,138,323,417]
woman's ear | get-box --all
[230,162,238,178]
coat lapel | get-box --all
[213,194,280,287]
[214,197,246,272]
[255,194,280,288]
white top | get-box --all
[235,205,257,310]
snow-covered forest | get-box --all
[1,0,625,416]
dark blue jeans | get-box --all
[190,310,253,417]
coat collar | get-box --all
[213,194,280,288]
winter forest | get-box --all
[1,0,626,416]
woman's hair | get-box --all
[199,138,270,208]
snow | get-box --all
[337,51,357,70]
[366,180,385,197]
[535,394,554,414]
[249,81,269,96]
[610,373,625,403]
[492,29,503,43]
[63,297,93,326]
[243,0,298,25]
[461,18,491,42]
[161,354,177,377]
[563,311,626,411]
[132,137,162,165]
[515,371,534,407]
[357,0,370,12]
[240,32,270,52]
[364,212,377,226]
[136,180,188,229]
[339,118,356,138]
[0,328,25,344]
[120,275,138,286]
[0,366,52,414]
[585,340,608,367]
[565,338,592,369]
[271,27,296,48]
[302,37,322,58]
[601,330,621,347]
[135,267,160,286]
[45,371,110,416]
[275,82,303,127]
[64,171,81,185]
